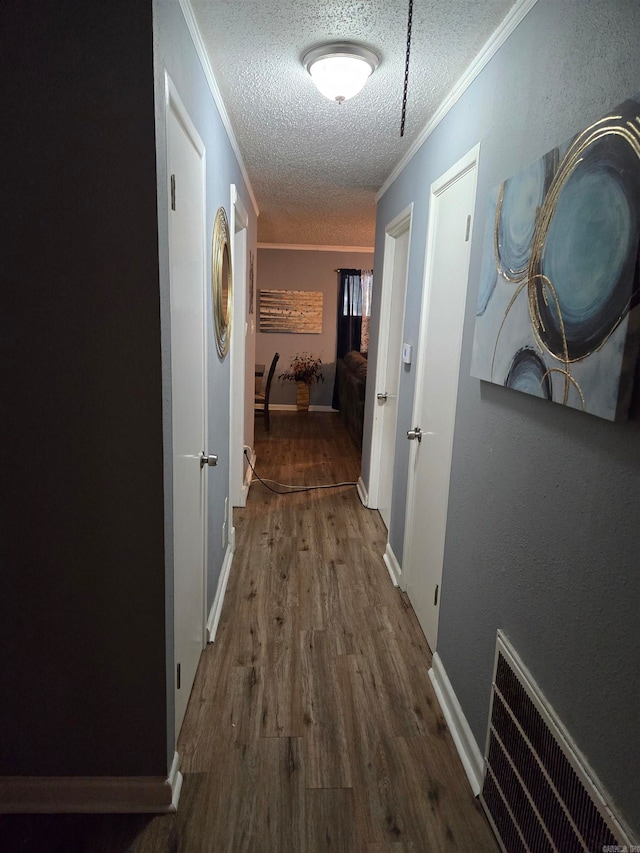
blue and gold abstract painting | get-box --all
[471,94,640,420]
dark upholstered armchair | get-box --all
[336,350,367,450]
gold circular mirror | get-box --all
[212,206,233,358]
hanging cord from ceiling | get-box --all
[400,0,414,137]
[243,449,357,495]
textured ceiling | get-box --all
[190,0,515,246]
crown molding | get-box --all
[178,0,260,219]
[376,0,541,201]
[257,243,374,253]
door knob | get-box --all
[200,452,218,468]
[377,392,388,401]
[407,426,422,442]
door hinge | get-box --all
[177,662,181,689]
[465,214,471,242]
[170,174,176,211]
[434,584,439,606]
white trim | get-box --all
[0,753,183,814]
[231,184,249,232]
[429,653,484,796]
[230,184,249,509]
[167,751,182,809]
[257,243,374,253]
[200,127,210,655]
[382,541,402,588]
[356,476,368,507]
[241,446,256,505]
[377,0,540,201]
[367,203,413,512]
[165,74,205,158]
[178,0,259,218]
[206,541,234,643]
[381,205,414,236]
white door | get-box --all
[403,146,479,652]
[368,205,412,529]
[167,82,207,739]
[377,226,410,529]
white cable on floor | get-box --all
[244,449,357,494]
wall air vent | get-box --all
[481,631,633,852]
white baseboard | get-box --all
[382,541,401,587]
[0,752,183,814]
[429,652,484,796]
[356,476,368,506]
[207,541,234,643]
[241,447,256,504]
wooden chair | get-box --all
[255,352,279,431]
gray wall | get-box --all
[256,249,373,408]
[0,2,167,775]
[153,0,257,758]
[367,0,640,835]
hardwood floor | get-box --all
[1,412,497,851]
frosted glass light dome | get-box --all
[303,43,379,104]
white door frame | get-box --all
[402,143,480,648]
[229,184,248,510]
[368,203,413,510]
[165,72,208,741]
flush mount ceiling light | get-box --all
[303,43,379,104]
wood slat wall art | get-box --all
[259,289,323,334]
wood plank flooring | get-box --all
[0,412,497,852]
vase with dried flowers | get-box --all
[279,352,324,411]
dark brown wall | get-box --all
[0,1,167,776]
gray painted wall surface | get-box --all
[256,249,373,408]
[153,0,257,759]
[368,0,640,835]
[0,2,167,775]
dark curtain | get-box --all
[332,269,363,410]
